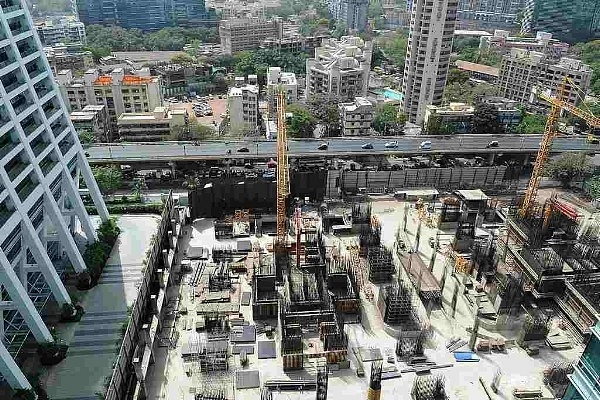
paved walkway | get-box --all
[44,215,160,400]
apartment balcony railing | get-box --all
[31,140,48,157]
[35,85,51,99]
[7,161,28,181]
[9,22,28,37]
[22,121,39,136]
[1,0,23,12]
[27,66,42,80]
[0,56,16,70]
[3,79,23,94]
[51,124,67,138]
[59,140,73,154]
[13,101,32,115]
[0,138,16,159]
[17,180,36,201]
[44,106,59,121]
[39,158,56,176]
[18,45,36,58]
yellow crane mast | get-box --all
[519,78,600,217]
[275,90,290,253]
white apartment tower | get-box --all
[0,0,108,389]
[402,0,458,124]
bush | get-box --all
[38,341,69,366]
[86,203,163,215]
[78,218,121,289]
[60,303,85,322]
[97,218,121,244]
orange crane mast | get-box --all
[519,78,600,217]
[275,90,290,253]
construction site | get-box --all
[138,85,600,399]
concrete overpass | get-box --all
[85,135,599,164]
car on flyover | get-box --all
[362,143,374,150]
[385,141,398,148]
[317,142,329,150]
[419,141,432,150]
[486,140,499,148]
[237,147,250,153]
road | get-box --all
[86,134,599,163]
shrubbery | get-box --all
[77,218,121,290]
[86,203,163,215]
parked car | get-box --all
[361,143,374,150]
[419,140,432,150]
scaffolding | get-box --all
[367,246,395,283]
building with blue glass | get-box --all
[564,322,600,400]
[77,0,214,31]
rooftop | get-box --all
[455,60,499,77]
[456,189,490,201]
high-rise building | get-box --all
[328,0,369,32]
[563,321,600,399]
[76,0,213,31]
[339,96,374,136]
[219,18,282,55]
[457,0,525,30]
[305,36,372,101]
[0,0,108,389]
[521,0,600,43]
[497,49,592,110]
[401,0,458,124]
[34,16,86,46]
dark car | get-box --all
[486,140,499,148]
[317,143,328,150]
[237,147,250,153]
[361,143,374,150]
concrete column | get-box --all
[0,341,31,389]
[22,218,72,306]
[61,170,97,242]
[0,250,53,342]
[77,151,109,222]
[44,193,87,273]
[487,152,496,164]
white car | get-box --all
[420,140,432,150]
[385,141,398,148]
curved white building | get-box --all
[0,0,107,389]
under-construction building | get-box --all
[326,257,361,319]
[252,254,279,319]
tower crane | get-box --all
[275,89,290,253]
[519,78,600,218]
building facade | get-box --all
[34,17,86,46]
[266,67,298,115]
[219,18,282,55]
[382,0,412,29]
[457,0,525,30]
[117,106,187,141]
[70,104,111,142]
[339,96,374,136]
[480,30,570,59]
[521,0,600,43]
[328,0,369,32]
[497,49,593,110]
[563,322,600,400]
[306,36,372,101]
[56,67,163,137]
[0,0,108,389]
[424,103,474,134]
[76,0,213,31]
[402,0,459,124]
[227,84,259,133]
[44,44,93,74]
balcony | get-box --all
[43,104,60,121]
[6,159,28,181]
[9,21,28,37]
[1,0,23,13]
[51,123,67,138]
[12,98,32,115]
[31,139,48,157]
[39,157,56,176]
[21,119,40,136]
[34,84,51,99]
[26,64,42,80]
[16,178,36,201]
[17,44,35,59]
[3,77,24,94]
[58,139,73,155]
[0,134,16,158]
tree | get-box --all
[379,31,408,69]
[92,166,123,194]
[307,95,343,137]
[424,112,453,135]
[333,21,347,39]
[132,177,147,200]
[286,104,317,138]
[472,103,503,134]
[587,174,600,200]
[171,53,197,65]
[443,81,497,104]
[446,68,470,85]
[517,112,547,134]
[77,129,96,145]
[373,103,407,135]
[171,122,213,141]
[546,152,592,187]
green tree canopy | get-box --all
[170,122,214,141]
[171,53,197,65]
[546,152,592,187]
[93,165,123,194]
[443,81,497,104]
[517,112,547,134]
[379,31,408,69]
[446,68,470,85]
[573,40,600,95]
[307,95,342,137]
[472,103,503,134]
[587,174,600,199]
[286,104,317,138]
[372,103,407,135]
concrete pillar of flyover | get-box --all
[488,152,496,165]
[522,154,530,167]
